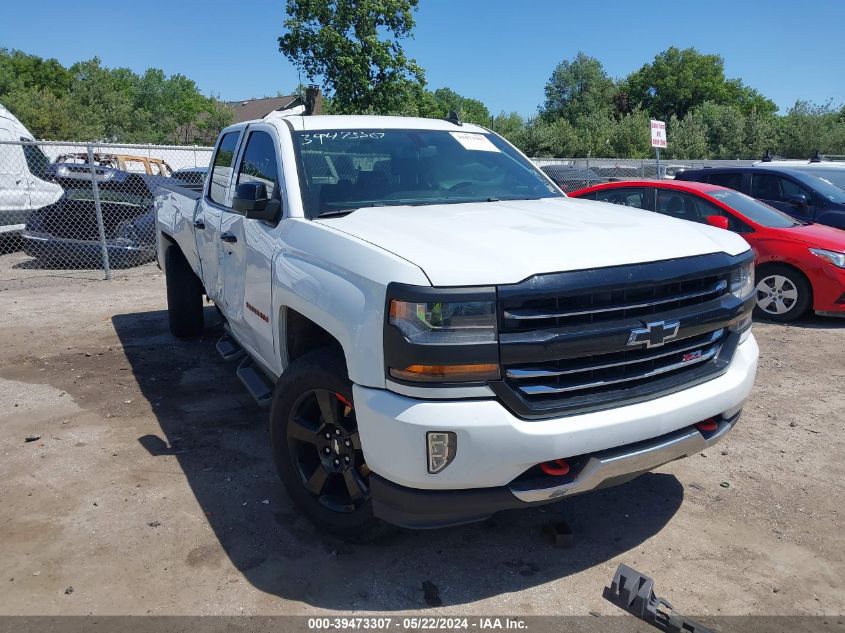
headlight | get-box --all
[730,260,755,299]
[389,298,496,344]
[115,219,139,245]
[386,289,500,383]
[810,248,845,269]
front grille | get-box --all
[492,253,751,419]
[506,328,726,398]
[501,274,728,331]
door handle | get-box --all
[193,219,205,229]
[220,231,237,243]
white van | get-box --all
[0,104,63,234]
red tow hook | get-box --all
[540,458,571,476]
[695,418,719,432]
[335,393,353,408]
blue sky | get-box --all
[1,0,843,116]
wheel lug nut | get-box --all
[344,440,351,447]
[324,447,331,455]
[324,432,331,439]
[333,459,340,466]
[335,429,342,436]
[344,456,350,463]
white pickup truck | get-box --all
[155,114,759,540]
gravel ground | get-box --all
[0,250,843,617]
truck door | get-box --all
[219,126,285,366]
[195,129,242,302]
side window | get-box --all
[20,138,50,180]
[780,178,811,200]
[236,131,280,201]
[697,198,753,233]
[593,187,649,209]
[656,190,709,223]
[209,131,241,206]
[708,172,743,191]
[751,174,810,202]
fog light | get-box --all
[426,431,457,474]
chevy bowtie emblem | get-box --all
[627,320,680,348]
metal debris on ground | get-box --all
[542,520,574,548]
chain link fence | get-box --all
[1,137,764,285]
[0,139,211,283]
[533,157,758,192]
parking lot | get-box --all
[0,250,843,617]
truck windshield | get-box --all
[291,129,562,218]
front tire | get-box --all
[754,264,811,323]
[164,243,204,337]
[269,348,395,542]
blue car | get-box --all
[675,166,845,229]
[22,163,178,268]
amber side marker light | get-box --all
[390,363,500,382]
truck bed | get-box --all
[156,181,203,199]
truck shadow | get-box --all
[113,308,684,610]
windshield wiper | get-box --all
[315,209,356,218]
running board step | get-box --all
[236,357,274,409]
[216,332,245,361]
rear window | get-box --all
[209,131,241,206]
[707,172,743,191]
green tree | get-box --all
[542,52,616,124]
[776,101,845,157]
[279,0,425,114]
[667,112,708,159]
[431,88,490,126]
[491,112,527,142]
[605,110,652,158]
[0,49,231,143]
[623,47,776,121]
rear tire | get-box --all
[754,264,811,323]
[164,243,204,337]
[270,348,396,542]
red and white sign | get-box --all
[650,119,667,148]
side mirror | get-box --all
[787,194,809,209]
[706,215,729,230]
[233,181,281,222]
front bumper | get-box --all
[371,412,739,529]
[355,334,758,527]
[22,231,155,268]
[811,263,845,315]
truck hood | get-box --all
[315,197,751,286]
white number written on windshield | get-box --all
[300,131,386,145]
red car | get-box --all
[570,180,845,322]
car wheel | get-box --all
[164,243,204,337]
[270,348,396,542]
[754,265,811,323]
